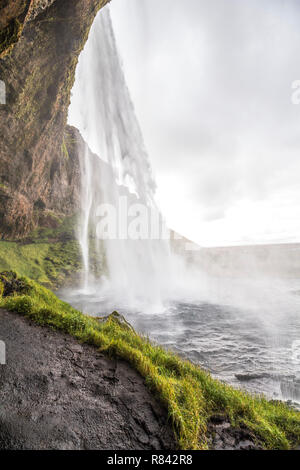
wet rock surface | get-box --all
[0,0,109,238]
[208,415,263,450]
[0,310,176,450]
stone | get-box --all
[0,0,109,239]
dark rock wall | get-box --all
[0,0,32,59]
[0,0,109,238]
[0,1,57,59]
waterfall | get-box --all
[62,5,300,407]
[68,7,173,312]
[78,145,93,292]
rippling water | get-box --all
[59,278,300,406]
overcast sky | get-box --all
[109,0,300,246]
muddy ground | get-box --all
[0,310,176,450]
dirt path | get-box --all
[0,310,176,450]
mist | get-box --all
[63,2,300,406]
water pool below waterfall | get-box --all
[59,278,300,408]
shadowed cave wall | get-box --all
[0,0,110,239]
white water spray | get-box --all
[63,5,300,405]
[68,7,173,311]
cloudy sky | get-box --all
[109,0,300,247]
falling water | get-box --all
[68,7,173,311]
[63,6,300,405]
[78,145,93,291]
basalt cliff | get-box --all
[0,0,109,239]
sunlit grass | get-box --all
[0,216,81,287]
[0,272,299,450]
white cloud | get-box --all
[110,0,300,246]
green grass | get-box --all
[0,272,299,450]
[0,241,81,287]
[0,242,52,285]
[0,214,107,288]
[61,136,70,160]
[0,215,82,287]
[28,214,78,243]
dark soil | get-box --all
[207,415,263,450]
[0,310,176,450]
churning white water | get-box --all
[63,6,300,405]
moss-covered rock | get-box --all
[0,1,30,59]
[0,0,109,239]
[0,279,4,298]
[0,270,30,296]
[0,18,23,59]
[0,221,82,288]
[0,1,58,59]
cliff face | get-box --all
[0,0,109,239]
[0,2,59,60]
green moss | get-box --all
[0,215,108,287]
[0,19,23,59]
[0,273,299,450]
[0,237,81,288]
[0,183,9,191]
[14,65,44,120]
[0,217,81,287]
[61,137,69,160]
[29,214,77,242]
